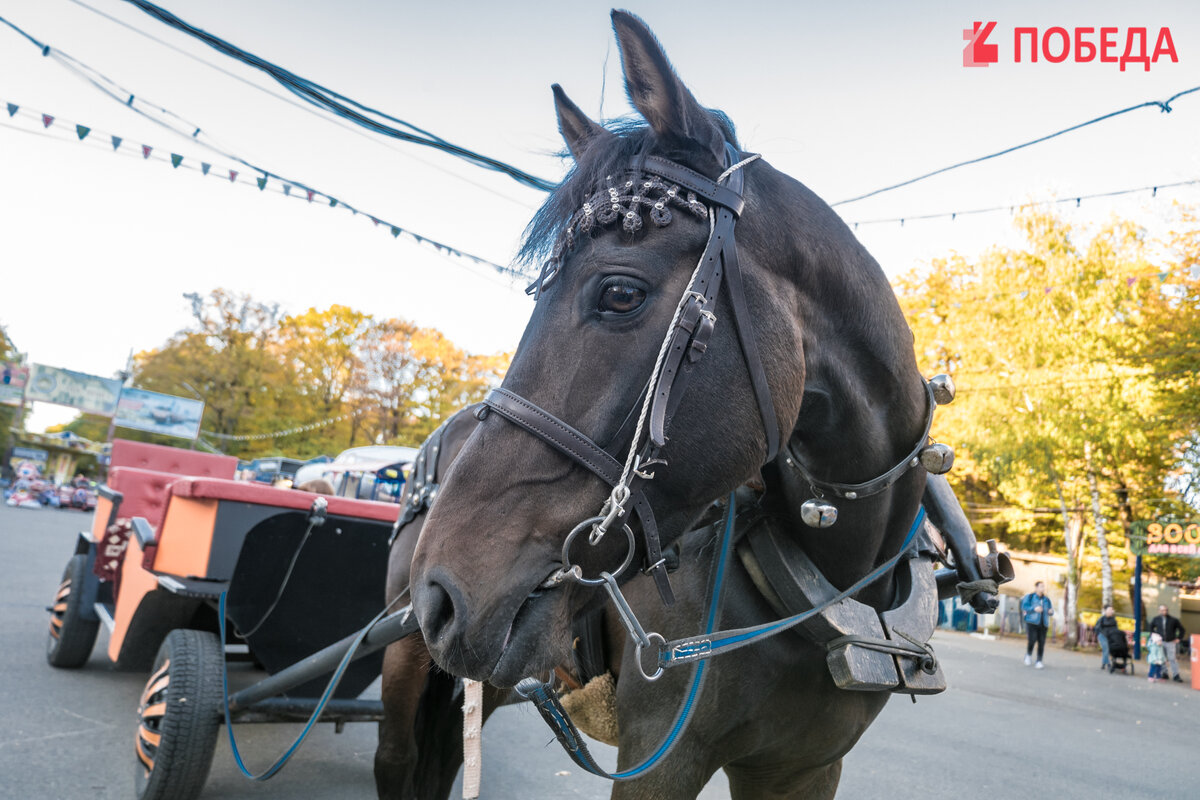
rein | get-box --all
[518,493,928,780]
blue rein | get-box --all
[520,494,927,781]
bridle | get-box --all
[479,142,779,607]
[465,142,958,781]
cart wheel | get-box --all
[134,629,224,800]
[46,554,100,668]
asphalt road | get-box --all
[2,503,1198,799]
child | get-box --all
[1146,632,1166,682]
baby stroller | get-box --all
[1104,627,1133,674]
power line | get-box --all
[117,0,557,191]
[831,85,1200,207]
[63,0,539,211]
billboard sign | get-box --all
[1130,520,1200,557]
[114,387,204,440]
[26,364,122,416]
[1,362,29,406]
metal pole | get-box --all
[226,605,418,712]
[1133,555,1143,660]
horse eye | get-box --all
[598,282,647,314]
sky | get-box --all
[1,0,1198,435]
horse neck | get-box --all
[771,223,928,606]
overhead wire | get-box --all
[0,13,526,277]
[117,0,557,191]
[831,85,1200,207]
[63,0,540,210]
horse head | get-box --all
[411,10,927,687]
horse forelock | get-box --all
[518,111,739,271]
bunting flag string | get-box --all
[898,265,1198,316]
[0,96,520,277]
[201,413,354,441]
[846,179,1200,230]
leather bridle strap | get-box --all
[481,388,675,604]
[641,145,780,462]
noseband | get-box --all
[479,143,780,605]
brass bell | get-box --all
[919,443,955,474]
[800,499,839,528]
[929,374,956,405]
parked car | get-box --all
[298,445,418,503]
[245,457,306,487]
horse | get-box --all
[374,408,512,799]
[405,11,976,797]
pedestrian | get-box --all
[1147,632,1166,682]
[1094,605,1119,670]
[1147,605,1186,683]
[1021,580,1054,668]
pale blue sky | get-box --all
[1,0,1197,433]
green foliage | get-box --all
[895,208,1199,582]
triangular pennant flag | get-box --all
[42,114,54,128]
[5,103,17,117]
[111,135,122,151]
[370,217,380,226]
[390,226,401,238]
[413,234,424,244]
[75,124,90,140]
[1159,271,1170,282]
[1044,287,1052,295]
[256,176,267,190]
[282,184,291,196]
[141,144,152,159]
[170,154,183,168]
[200,162,211,175]
[329,198,338,208]
[1127,277,1136,287]
[306,190,314,203]
[228,170,238,182]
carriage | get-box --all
[45,439,417,800]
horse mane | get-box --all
[518,112,739,268]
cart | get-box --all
[46,439,416,800]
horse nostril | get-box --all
[417,574,462,647]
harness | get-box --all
[482,144,957,780]
[388,410,461,547]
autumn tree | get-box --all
[895,209,1197,642]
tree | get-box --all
[895,209,1197,641]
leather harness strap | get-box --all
[481,388,676,605]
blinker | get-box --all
[800,499,838,529]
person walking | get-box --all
[1094,605,1119,671]
[1147,605,1186,683]
[1021,581,1054,668]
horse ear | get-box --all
[611,9,725,167]
[552,84,611,161]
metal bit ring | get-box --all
[560,516,636,585]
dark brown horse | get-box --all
[374,409,511,799]
[404,11,966,798]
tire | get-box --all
[46,554,100,668]
[134,629,224,800]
